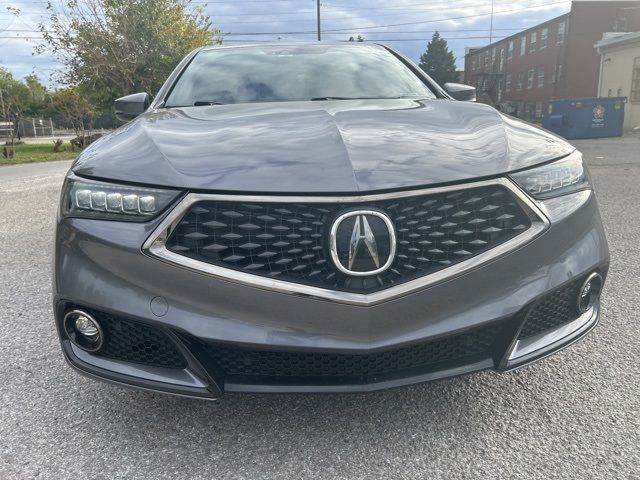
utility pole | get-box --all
[488,0,494,45]
[317,0,321,41]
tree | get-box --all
[24,74,50,116]
[47,87,95,148]
[0,68,31,157]
[418,32,458,86]
[36,0,221,109]
[348,35,365,42]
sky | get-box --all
[0,0,574,88]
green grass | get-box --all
[0,142,77,166]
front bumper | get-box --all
[53,187,609,398]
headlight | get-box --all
[61,174,181,221]
[510,151,590,200]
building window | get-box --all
[484,53,489,68]
[508,40,514,59]
[538,67,545,87]
[535,102,542,119]
[491,47,496,66]
[541,28,548,49]
[517,72,524,91]
[557,64,563,80]
[497,80,503,102]
[471,58,476,70]
[527,69,535,89]
[499,48,505,71]
[631,57,640,102]
[520,35,526,56]
[557,21,566,45]
[530,32,537,52]
[506,73,512,92]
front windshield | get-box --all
[165,44,437,106]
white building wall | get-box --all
[598,39,640,130]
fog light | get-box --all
[577,272,603,314]
[75,315,99,340]
[63,310,104,352]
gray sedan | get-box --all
[53,43,609,398]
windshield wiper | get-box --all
[310,96,375,101]
[193,101,226,106]
[310,96,424,101]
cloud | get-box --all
[0,0,571,87]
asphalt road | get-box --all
[1,138,639,480]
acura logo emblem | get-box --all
[329,210,396,276]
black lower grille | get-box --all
[202,323,502,384]
[518,280,583,339]
[166,185,532,294]
[79,309,187,369]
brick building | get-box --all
[464,1,640,120]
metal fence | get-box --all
[17,118,55,138]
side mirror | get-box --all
[443,83,476,102]
[114,92,151,122]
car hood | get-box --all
[73,99,573,193]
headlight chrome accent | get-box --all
[61,174,181,221]
[509,151,590,200]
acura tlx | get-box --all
[53,43,609,398]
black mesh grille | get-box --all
[518,280,582,339]
[166,185,532,293]
[202,323,501,384]
[85,310,187,369]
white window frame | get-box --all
[631,57,640,102]
[541,28,548,49]
[527,69,535,89]
[520,36,526,56]
[557,21,566,45]
[538,66,545,87]
[508,40,514,59]
[530,32,537,52]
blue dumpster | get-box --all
[542,97,625,139]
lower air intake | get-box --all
[202,322,503,385]
[68,307,187,369]
[518,279,583,340]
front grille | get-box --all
[518,280,583,339]
[86,309,187,369]
[166,184,532,293]
[202,323,502,384]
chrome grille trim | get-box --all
[142,178,549,305]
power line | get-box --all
[319,1,570,33]
[0,28,526,34]
[5,0,565,18]
[1,1,570,39]
[218,28,527,36]
[0,34,508,41]
[215,1,571,35]
[212,35,511,43]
